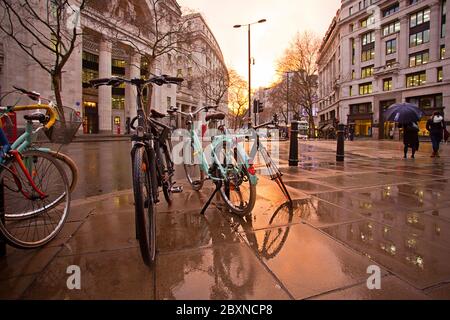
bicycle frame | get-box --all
[187,124,258,185]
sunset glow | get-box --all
[177,0,341,88]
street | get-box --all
[1,139,450,300]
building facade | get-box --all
[0,0,227,134]
[318,0,450,139]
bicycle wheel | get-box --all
[132,146,156,266]
[48,151,78,193]
[0,150,70,249]
[218,149,256,216]
[183,140,204,191]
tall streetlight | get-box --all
[234,19,267,126]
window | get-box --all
[386,39,397,55]
[177,69,183,78]
[349,86,353,96]
[406,71,427,87]
[409,0,419,4]
[442,0,447,38]
[386,59,397,68]
[351,38,356,65]
[360,15,375,28]
[350,103,372,114]
[167,97,172,108]
[382,21,400,36]
[349,6,353,16]
[438,67,443,82]
[409,50,429,67]
[112,95,125,110]
[441,45,446,59]
[362,31,375,45]
[359,82,373,95]
[362,47,375,62]
[410,29,430,47]
[361,65,374,78]
[383,3,400,17]
[352,70,356,79]
[410,8,431,28]
[383,78,393,91]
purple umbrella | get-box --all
[384,103,424,124]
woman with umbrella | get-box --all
[426,111,446,158]
[384,103,424,159]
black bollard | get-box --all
[0,183,6,257]
[289,120,299,166]
[336,123,345,162]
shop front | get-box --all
[83,101,99,134]
[348,103,373,138]
[406,94,444,137]
[379,99,397,140]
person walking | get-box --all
[400,122,419,159]
[426,112,446,158]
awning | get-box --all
[322,124,334,131]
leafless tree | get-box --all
[90,0,200,114]
[0,0,87,117]
[276,31,320,136]
[192,66,229,108]
[227,70,248,130]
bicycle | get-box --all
[170,105,258,216]
[0,101,72,248]
[90,75,183,266]
[1,87,80,193]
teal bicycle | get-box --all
[170,105,257,216]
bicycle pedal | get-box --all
[170,186,183,194]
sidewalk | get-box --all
[1,140,450,300]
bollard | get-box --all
[289,120,299,166]
[336,123,345,162]
[0,182,6,257]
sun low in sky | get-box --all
[177,0,341,88]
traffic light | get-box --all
[253,99,258,114]
[258,101,264,113]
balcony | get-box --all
[373,62,400,77]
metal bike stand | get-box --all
[0,182,6,257]
[200,181,222,216]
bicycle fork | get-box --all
[8,151,47,200]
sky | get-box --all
[177,0,341,88]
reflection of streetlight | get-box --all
[234,19,267,125]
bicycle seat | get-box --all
[151,109,167,119]
[206,112,226,122]
[23,113,48,123]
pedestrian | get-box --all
[426,111,446,158]
[349,126,355,141]
[400,122,419,159]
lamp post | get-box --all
[234,19,267,126]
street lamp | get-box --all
[234,19,267,127]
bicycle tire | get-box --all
[132,146,156,266]
[183,140,204,191]
[48,151,78,193]
[0,150,70,249]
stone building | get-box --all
[318,0,449,139]
[0,0,227,134]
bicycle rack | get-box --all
[200,181,222,216]
[0,183,6,257]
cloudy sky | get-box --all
[177,0,341,88]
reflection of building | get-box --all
[0,0,227,134]
[318,0,450,139]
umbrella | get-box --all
[384,103,424,124]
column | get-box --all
[125,51,141,121]
[98,38,112,133]
[429,2,441,61]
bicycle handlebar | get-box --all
[168,105,218,119]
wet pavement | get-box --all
[1,140,450,300]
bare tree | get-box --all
[192,66,229,108]
[0,0,87,116]
[227,70,248,130]
[277,31,320,136]
[91,0,200,114]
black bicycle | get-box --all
[90,75,183,266]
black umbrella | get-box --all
[384,103,424,124]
